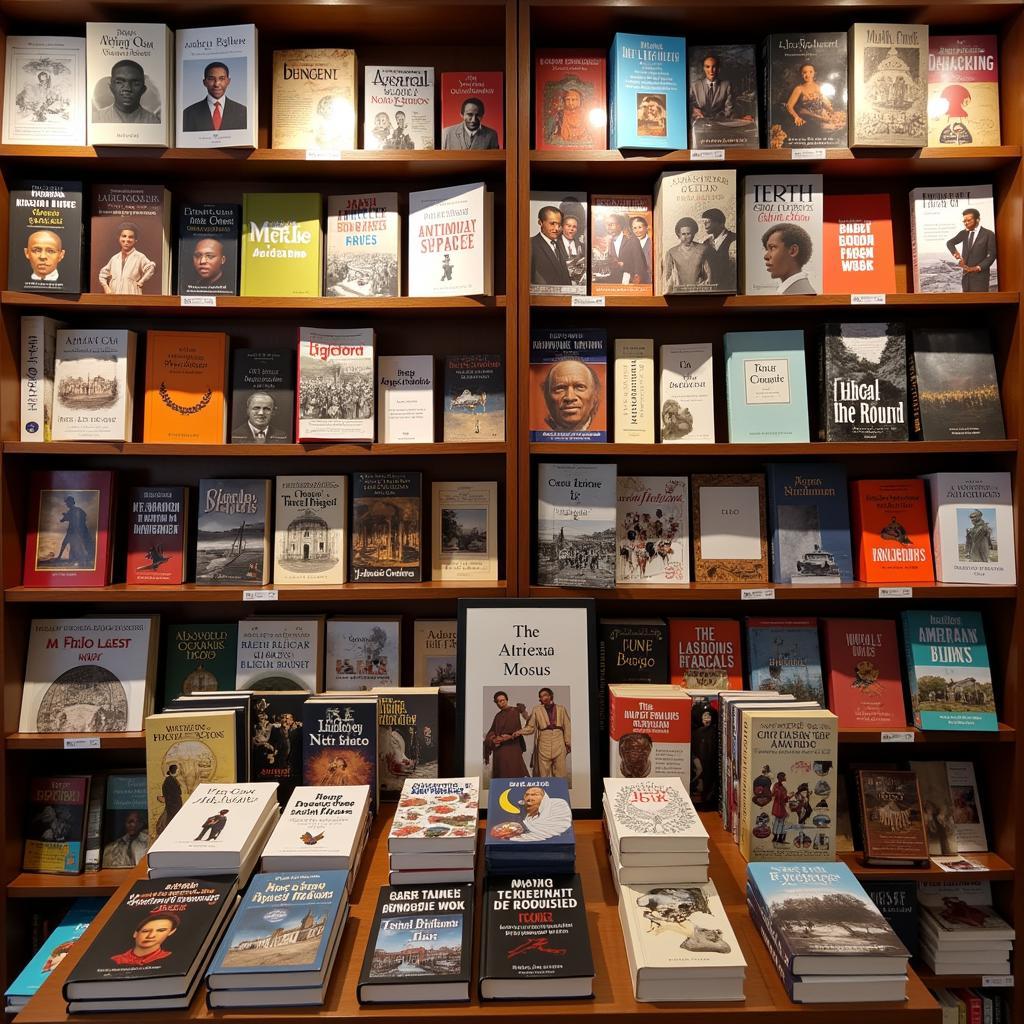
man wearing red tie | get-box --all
[182,62,248,132]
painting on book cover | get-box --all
[481,685,573,788]
[251,695,304,782]
[35,672,128,733]
[368,916,463,978]
[539,73,603,150]
[856,44,925,145]
[33,488,100,574]
[221,904,328,968]
[632,887,736,956]
[956,507,998,564]
[750,757,834,855]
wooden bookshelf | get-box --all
[5,732,146,751]
[6,870,134,900]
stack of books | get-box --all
[920,897,1015,977]
[484,777,574,877]
[388,777,479,884]
[747,862,910,1003]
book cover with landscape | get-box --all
[195,479,271,585]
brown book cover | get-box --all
[691,473,767,583]
[857,768,930,866]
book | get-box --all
[8,182,83,295]
[688,694,722,810]
[608,689,692,782]
[822,619,906,729]
[358,883,474,1002]
[302,694,379,811]
[23,776,90,874]
[849,23,928,148]
[901,610,996,732]
[86,23,172,147]
[857,769,929,865]
[51,328,136,442]
[529,328,608,442]
[590,194,653,295]
[910,185,998,294]
[604,777,707,852]
[762,33,848,149]
[528,192,588,294]
[443,353,505,442]
[363,65,434,150]
[688,44,759,148]
[274,475,347,585]
[83,776,104,872]
[101,774,149,869]
[862,881,919,958]
[413,620,457,687]
[668,619,742,688]
[325,617,400,690]
[125,485,188,585]
[613,338,655,442]
[388,777,478,852]
[241,192,322,297]
[350,471,422,583]
[175,24,258,148]
[928,36,999,147]
[296,326,374,442]
[850,478,934,583]
[534,50,607,150]
[195,478,272,585]
[609,33,687,150]
[659,342,715,443]
[441,71,503,149]
[766,462,853,584]
[247,693,306,800]
[536,462,616,589]
[909,328,1005,440]
[908,761,960,855]
[822,194,897,294]
[408,182,492,297]
[653,169,737,295]
[261,785,371,871]
[819,322,907,441]
[231,348,295,444]
[745,617,825,703]
[236,618,324,692]
[272,49,357,150]
[22,469,114,587]
[925,472,1016,585]
[90,183,170,295]
[2,36,86,145]
[616,475,689,584]
[162,624,238,701]
[432,480,499,581]
[372,688,441,798]
[176,202,241,296]
[943,762,989,852]
[691,472,768,583]
[724,330,810,442]
[599,619,668,686]
[378,355,434,443]
[325,193,400,297]
[19,315,63,442]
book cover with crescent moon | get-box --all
[484,776,574,860]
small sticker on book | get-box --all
[880,731,915,743]
[690,148,725,161]
[64,737,100,749]
[792,148,826,160]
[571,295,605,307]
[878,587,912,598]
[305,147,342,161]
[983,976,1014,988]
[740,588,774,601]
[243,589,279,602]
[180,295,216,307]
[851,293,886,305]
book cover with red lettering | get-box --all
[668,619,743,689]
[125,486,188,586]
[534,50,607,150]
[850,479,935,583]
[440,71,503,149]
[823,194,896,294]
[822,618,906,729]
[608,684,692,787]
[928,36,1000,147]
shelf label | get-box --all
[243,589,279,602]
[571,295,605,307]
[792,148,826,160]
[64,737,100,749]
[306,146,342,161]
[690,148,725,161]
[851,293,886,305]
[881,731,915,744]
[740,588,775,601]
[180,295,216,307]
[983,976,1014,988]
[878,586,912,599]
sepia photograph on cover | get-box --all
[529,193,587,295]
[687,45,759,148]
[90,214,162,296]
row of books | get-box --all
[935,987,1013,1024]
[9,182,492,299]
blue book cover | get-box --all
[485,777,574,852]
[610,33,687,150]
[724,330,810,442]
[900,611,996,731]
[766,463,853,584]
[745,617,824,704]
[529,329,608,442]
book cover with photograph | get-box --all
[195,478,271,585]
[176,203,241,296]
[910,185,997,294]
[90,184,170,295]
[441,71,503,149]
[529,328,607,442]
[528,192,588,295]
[8,182,83,295]
[590,194,653,296]
[687,44,759,148]
[231,348,295,444]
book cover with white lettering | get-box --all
[607,692,692,787]
[195,478,271,585]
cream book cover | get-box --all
[261,785,371,869]
[272,48,357,151]
[377,355,434,443]
[614,338,655,443]
[273,475,346,585]
[659,342,715,443]
[325,616,400,690]
[51,329,136,442]
[3,36,87,145]
[432,481,498,581]
[413,619,456,686]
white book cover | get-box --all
[325,193,400,297]
[925,472,1015,585]
[235,618,324,693]
[945,761,988,853]
[3,36,87,145]
[388,777,479,851]
[325,617,400,690]
[296,327,374,442]
[261,785,370,867]
[86,23,173,147]
[274,475,347,585]
[377,355,434,443]
[604,777,707,852]
[20,315,63,442]
[741,175,824,295]
[363,65,434,150]
[20,617,156,733]
[431,480,499,582]
[659,343,715,443]
[408,182,492,297]
[616,476,689,584]
[175,24,257,148]
[909,186,998,294]
[413,619,456,686]
[614,338,655,443]
[51,329,136,442]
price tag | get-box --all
[690,148,725,161]
[851,293,886,305]
[983,976,1014,988]
[881,731,915,743]
[791,148,826,160]
[878,587,912,599]
[243,589,279,602]
[305,147,342,161]
[571,295,605,307]
[740,588,775,601]
[64,737,100,750]
[180,295,216,307]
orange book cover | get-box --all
[143,331,229,444]
[850,478,935,583]
[823,194,896,295]
[668,618,743,689]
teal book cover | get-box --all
[609,33,687,150]
[725,330,809,442]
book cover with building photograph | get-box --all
[274,476,347,586]
[745,617,824,703]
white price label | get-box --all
[983,976,1014,988]
[571,295,605,307]
[243,589,279,602]
[690,148,725,161]
[878,587,912,599]
[180,295,216,307]
[851,293,886,305]
[305,147,342,161]
[64,737,100,749]
[740,588,775,601]
[792,148,826,160]
[881,731,915,743]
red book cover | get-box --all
[822,618,906,729]
[125,486,189,585]
[608,684,691,781]
[850,479,935,583]
[857,768,930,865]
[952,990,984,1024]
[823,194,897,295]
[440,71,503,149]
[22,470,114,588]
[534,49,607,150]
[668,618,743,688]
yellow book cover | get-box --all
[927,36,1001,147]
[241,193,322,297]
[271,48,357,150]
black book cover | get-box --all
[861,880,919,958]
[302,696,379,811]
[598,620,668,685]
[375,689,439,799]
[176,202,241,296]
[443,353,506,442]
[8,181,83,294]
[687,44,760,149]
[690,693,720,811]
[357,883,474,1003]
[230,349,295,444]
[249,693,307,802]
[350,472,423,583]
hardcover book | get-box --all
[616,475,689,584]
[261,785,371,870]
[443,353,505,442]
[236,618,323,692]
[325,617,400,690]
[689,694,721,810]
[608,689,691,782]
[296,327,374,442]
[126,485,188,585]
[230,348,295,444]
[52,328,136,442]
[241,192,322,297]
[176,203,241,296]
[529,328,608,442]
[484,777,574,857]
[274,475,347,586]
[8,182,83,295]
[822,618,906,729]
[691,473,768,583]
[590,194,653,295]
[272,49,357,151]
[325,193,400,297]
[534,50,607,150]
[302,694,379,811]
[928,36,1000,147]
[19,315,62,442]
[432,480,499,581]
[746,618,825,703]
[350,472,422,583]
[90,184,170,295]
[363,65,434,150]
[372,688,441,798]
[861,880,919,957]
[599,620,668,685]
[163,623,238,701]
[850,478,934,583]
[101,773,149,869]
[528,192,588,295]
[23,775,90,874]
[614,338,655,442]
[668,618,742,688]
[441,71,503,149]
[609,33,687,150]
[413,619,457,687]
[378,355,434,443]
[724,330,810,442]
[3,36,86,145]
[388,778,479,851]
[688,44,759,148]
[857,769,930,865]
[248,694,306,799]
[408,182,492,297]
[195,478,271,585]
[822,194,897,294]
[659,342,715,443]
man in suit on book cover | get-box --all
[631,215,653,277]
[761,222,816,295]
[531,205,572,288]
[442,96,499,150]
[701,208,737,288]
[690,53,736,120]
[603,212,650,285]
[946,207,997,293]
[182,61,247,132]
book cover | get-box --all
[236,618,323,692]
[653,170,737,295]
[413,620,457,687]
[176,203,241,296]
[590,194,653,295]
[125,485,188,585]
[101,774,149,869]
[822,618,906,729]
[659,342,715,443]
[163,624,238,702]
[850,478,934,583]
[443,353,505,442]
[944,761,989,852]
[691,473,768,582]
[296,327,374,442]
[608,689,691,782]
[3,36,86,145]
[241,193,322,297]
[616,476,689,584]
[862,881,919,957]
[363,65,434,150]
[858,769,929,864]
[668,619,742,688]
[372,688,440,798]
[249,694,307,799]
[604,777,706,847]
[822,194,897,294]
[274,475,347,585]
[928,36,999,147]
[84,778,104,872]
[534,50,607,150]
[325,617,400,690]
[724,330,809,442]
[325,193,400,297]
[230,348,295,444]
[262,785,370,869]
[908,761,959,855]
[195,478,271,585]
[272,49,357,150]
[484,777,573,851]
[8,182,83,295]
[609,33,687,150]
[745,618,824,703]
[378,355,434,444]
[388,778,478,851]
[613,338,655,443]
[441,71,503,149]
[688,44,759,148]
[528,192,588,294]
[529,328,608,442]
[408,182,492,297]
[302,695,378,810]
[599,619,668,686]
[19,315,63,442]
[432,480,499,581]
[23,775,90,874]
[350,472,422,583]
[689,695,721,810]
[90,184,170,295]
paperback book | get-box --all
[364,65,434,150]
[688,44,759,148]
[590,194,653,295]
[599,619,668,687]
[413,620,457,687]
[441,71,503,149]
[23,775,90,874]
[249,694,306,798]
[609,33,687,150]
[691,473,768,583]
[8,182,83,295]
[125,485,188,585]
[724,330,810,442]
[2,36,86,146]
[668,618,742,688]
[162,624,238,701]
[822,195,897,295]
[528,192,588,295]
[274,475,347,586]
[18,314,62,441]
[176,203,241,296]
[378,355,434,443]
[325,193,400,297]
[296,327,374,442]
[443,353,505,442]
[534,50,607,150]
[302,694,379,811]
[241,192,322,297]
[850,478,934,583]
[408,182,492,297]
[325,617,400,690]
[615,475,689,584]
[613,338,655,443]
[350,472,422,583]
[928,36,1000,147]
[746,618,825,703]
[607,692,692,782]
[910,185,998,294]
[432,481,499,582]
[230,348,295,444]
[372,688,441,798]
[195,478,272,585]
[90,184,170,295]
[388,777,479,851]
[529,328,608,442]
[101,773,150,869]
[261,785,371,871]
[857,769,930,866]
[659,342,715,443]
[236,618,323,692]
[822,618,906,729]
[272,49,357,151]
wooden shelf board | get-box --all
[5,732,145,751]
[529,583,1017,601]
[913,967,1009,990]
[839,850,1014,882]
[530,441,1018,457]
[7,870,130,898]
[838,723,1016,744]
[3,441,509,458]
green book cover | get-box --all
[241,193,322,297]
[162,623,238,703]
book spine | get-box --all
[83,775,104,873]
[907,346,924,438]
[747,895,797,999]
[19,317,50,442]
[909,198,922,294]
[738,713,753,858]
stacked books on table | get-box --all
[206,870,350,1008]
[747,861,910,1003]
[919,886,1015,977]
[484,776,574,876]
[388,777,479,884]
